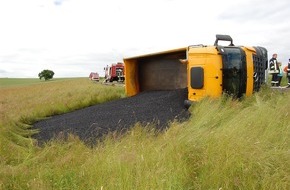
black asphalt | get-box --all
[32,88,190,144]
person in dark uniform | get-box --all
[269,53,279,86]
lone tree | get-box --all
[38,69,55,81]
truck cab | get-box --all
[104,62,125,82]
[187,35,267,102]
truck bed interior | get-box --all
[124,48,188,96]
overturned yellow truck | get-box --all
[124,35,268,107]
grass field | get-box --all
[0,78,86,88]
[0,78,289,189]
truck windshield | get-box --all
[222,47,246,98]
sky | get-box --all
[0,0,289,78]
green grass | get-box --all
[0,79,289,189]
[0,78,85,88]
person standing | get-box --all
[269,53,279,86]
[287,59,290,88]
[277,62,283,87]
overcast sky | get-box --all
[0,0,289,78]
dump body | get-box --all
[124,48,187,96]
[124,35,268,102]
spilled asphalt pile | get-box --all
[33,88,190,145]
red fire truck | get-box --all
[104,62,125,82]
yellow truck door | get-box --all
[187,46,223,101]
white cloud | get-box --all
[0,0,290,78]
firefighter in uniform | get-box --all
[287,59,290,88]
[269,53,279,86]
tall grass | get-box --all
[0,78,124,166]
[1,78,124,125]
[0,79,289,189]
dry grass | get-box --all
[0,78,124,126]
